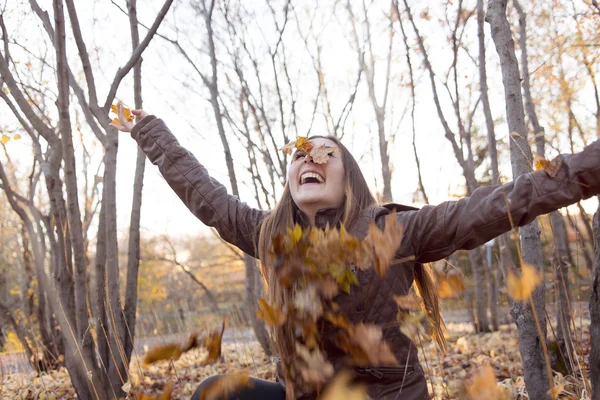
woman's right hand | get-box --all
[109,103,149,133]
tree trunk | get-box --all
[123,0,145,365]
[590,201,600,400]
[469,248,490,332]
[487,1,551,398]
[245,255,272,354]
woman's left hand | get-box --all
[109,103,148,133]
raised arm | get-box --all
[393,140,600,263]
[116,110,266,257]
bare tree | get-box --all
[487,0,552,398]
[400,0,494,332]
[0,0,173,397]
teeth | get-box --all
[300,172,325,184]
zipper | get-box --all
[356,366,384,379]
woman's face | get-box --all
[288,138,345,221]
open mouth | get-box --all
[300,172,325,185]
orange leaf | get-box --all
[547,384,565,399]
[338,323,398,366]
[363,217,404,276]
[323,312,350,330]
[280,136,313,155]
[143,344,183,365]
[110,103,135,124]
[1,135,10,145]
[506,263,542,301]
[435,269,466,299]
[201,371,252,400]
[201,322,225,365]
[256,298,285,327]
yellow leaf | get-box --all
[13,134,21,140]
[110,102,134,124]
[506,263,542,301]
[279,136,313,155]
[319,370,368,400]
[336,268,358,294]
[256,298,285,327]
[1,135,10,145]
[142,343,183,365]
[533,155,562,177]
[547,384,565,399]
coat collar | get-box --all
[295,207,341,229]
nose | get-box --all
[303,154,313,164]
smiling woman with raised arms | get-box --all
[111,104,600,400]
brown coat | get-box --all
[132,116,600,399]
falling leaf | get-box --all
[435,269,466,299]
[319,370,368,400]
[338,323,398,366]
[294,285,324,319]
[318,277,339,300]
[398,310,432,343]
[336,268,358,294]
[201,372,252,400]
[547,384,565,399]
[143,343,183,365]
[256,298,285,327]
[394,292,423,311]
[506,263,542,301]
[310,144,339,164]
[534,156,562,177]
[465,364,507,400]
[135,381,174,400]
[1,135,10,145]
[363,217,404,276]
[295,343,334,385]
[13,134,21,140]
[323,312,350,330]
[200,322,225,365]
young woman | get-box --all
[111,105,600,400]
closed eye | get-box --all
[293,151,306,160]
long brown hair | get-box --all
[256,136,443,396]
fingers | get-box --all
[109,122,130,132]
[132,109,149,119]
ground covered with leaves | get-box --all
[1,320,591,400]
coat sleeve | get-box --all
[393,140,600,263]
[130,116,266,257]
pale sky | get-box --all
[1,0,597,241]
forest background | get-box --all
[0,0,599,399]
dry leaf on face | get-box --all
[434,268,466,299]
[257,298,286,327]
[465,364,508,400]
[534,155,562,177]
[506,263,542,301]
[110,103,134,123]
[294,284,324,319]
[339,323,398,366]
[201,321,225,365]
[201,371,252,400]
[280,136,314,155]
[295,343,334,386]
[310,144,339,164]
[393,292,423,311]
[319,370,368,400]
[363,217,404,277]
